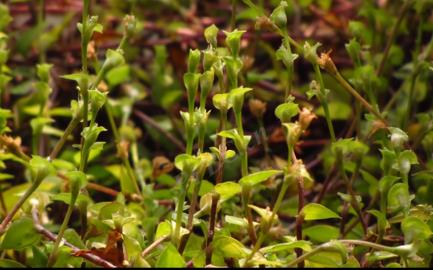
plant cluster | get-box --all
[0,0,432,268]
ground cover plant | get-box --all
[0,0,432,268]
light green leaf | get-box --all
[301,203,340,220]
[239,170,282,187]
[213,235,248,259]
[401,216,432,243]
[215,181,241,201]
[260,240,312,254]
[156,243,185,267]
[1,217,41,249]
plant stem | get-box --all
[134,110,186,152]
[333,72,386,124]
[295,175,305,268]
[173,173,190,246]
[141,235,170,258]
[0,170,44,236]
[216,109,227,184]
[376,0,412,76]
[37,0,46,63]
[47,194,77,267]
[230,0,237,31]
[49,115,81,160]
[336,151,367,234]
[240,150,248,178]
[241,186,257,245]
[32,207,116,268]
[179,169,206,253]
[313,64,336,142]
[287,239,400,267]
[205,192,220,265]
[244,176,290,266]
[258,118,271,165]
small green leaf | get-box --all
[303,225,339,243]
[155,221,172,240]
[275,102,299,123]
[101,49,125,73]
[156,243,186,267]
[213,235,248,259]
[0,259,26,268]
[387,183,412,214]
[174,154,200,174]
[215,181,241,201]
[51,193,91,206]
[239,170,282,187]
[1,217,41,249]
[301,203,340,220]
[394,150,418,176]
[260,240,312,254]
[401,216,432,243]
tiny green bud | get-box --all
[229,86,253,115]
[282,122,302,147]
[303,41,321,65]
[276,44,298,68]
[101,49,125,72]
[188,49,201,73]
[204,24,219,48]
[223,56,243,90]
[224,29,246,57]
[29,155,54,182]
[183,72,201,112]
[174,154,200,175]
[36,63,53,82]
[89,89,107,114]
[199,70,215,107]
[388,127,408,149]
[270,1,288,30]
[275,101,299,123]
[66,170,87,198]
[203,49,218,71]
[212,93,232,111]
[122,14,136,37]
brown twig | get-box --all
[295,175,305,268]
[31,207,116,268]
[133,110,186,152]
[141,235,170,258]
[376,0,412,76]
[205,192,220,265]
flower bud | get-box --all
[187,49,201,73]
[122,14,136,37]
[152,155,174,178]
[318,51,338,75]
[270,1,288,30]
[299,107,316,131]
[224,29,246,57]
[116,140,130,160]
[282,122,302,147]
[203,49,218,71]
[303,41,321,65]
[212,93,231,111]
[255,16,279,32]
[248,98,267,119]
[200,70,215,107]
[204,24,219,48]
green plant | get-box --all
[0,0,432,268]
